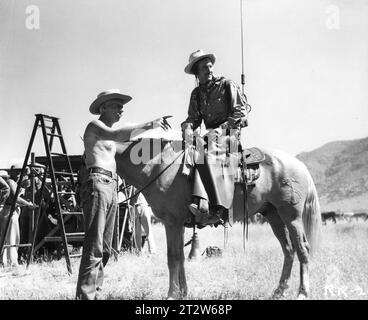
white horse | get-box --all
[115,138,321,299]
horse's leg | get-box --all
[134,207,143,252]
[164,223,187,299]
[262,204,295,299]
[141,206,156,254]
[280,204,311,299]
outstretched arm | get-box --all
[86,116,172,142]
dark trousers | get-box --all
[76,172,118,300]
[192,128,239,209]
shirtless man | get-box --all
[76,89,171,300]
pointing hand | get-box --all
[151,116,172,131]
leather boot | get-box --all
[188,197,209,216]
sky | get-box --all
[0,0,367,168]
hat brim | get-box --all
[89,93,132,115]
[184,54,216,75]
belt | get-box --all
[205,120,226,130]
[88,167,116,179]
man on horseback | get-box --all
[181,50,249,225]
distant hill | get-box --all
[296,137,368,212]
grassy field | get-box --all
[1,220,368,300]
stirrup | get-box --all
[188,198,209,216]
[188,203,201,216]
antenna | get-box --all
[240,0,246,95]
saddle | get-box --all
[182,145,265,187]
[235,147,265,185]
[243,147,265,165]
[183,146,265,228]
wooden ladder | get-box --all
[0,114,84,274]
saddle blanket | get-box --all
[234,166,261,185]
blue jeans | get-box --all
[76,172,118,300]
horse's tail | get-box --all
[302,171,322,257]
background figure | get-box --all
[18,173,43,259]
[0,206,21,266]
[0,170,34,267]
[0,175,10,205]
[131,191,156,254]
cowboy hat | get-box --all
[89,89,132,115]
[184,49,216,75]
[0,170,10,178]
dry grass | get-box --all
[1,220,368,300]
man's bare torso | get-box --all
[83,120,117,173]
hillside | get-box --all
[296,137,368,212]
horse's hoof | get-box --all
[296,288,309,300]
[272,286,289,300]
[272,291,286,300]
[167,291,183,300]
[296,293,308,300]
